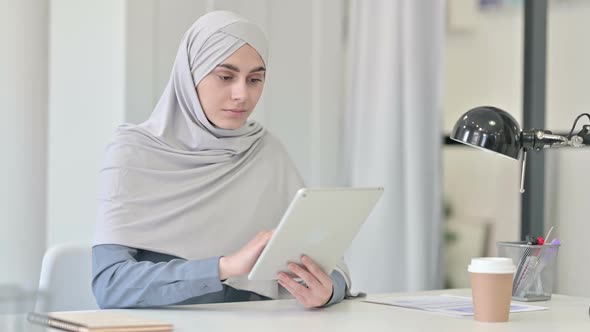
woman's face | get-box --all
[196,44,266,130]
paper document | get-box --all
[363,295,547,317]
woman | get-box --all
[92,11,351,309]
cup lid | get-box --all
[467,257,515,274]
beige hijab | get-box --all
[94,11,350,299]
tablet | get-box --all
[248,187,383,280]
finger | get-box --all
[287,263,321,290]
[277,279,314,308]
[259,230,273,243]
[245,232,273,261]
[251,231,272,249]
[256,230,271,240]
[277,272,310,300]
[301,256,332,287]
[286,263,330,308]
[278,276,330,309]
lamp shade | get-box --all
[450,106,522,160]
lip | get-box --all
[222,109,248,115]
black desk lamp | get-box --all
[452,106,590,315]
[451,106,590,193]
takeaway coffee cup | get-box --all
[468,257,516,322]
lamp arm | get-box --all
[521,130,567,150]
[537,132,569,148]
[521,128,590,151]
[570,125,590,147]
[521,114,590,151]
[518,130,570,194]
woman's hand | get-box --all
[277,255,334,309]
[218,230,273,280]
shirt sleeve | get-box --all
[322,270,348,307]
[92,244,224,309]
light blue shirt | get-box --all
[92,244,347,309]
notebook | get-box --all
[27,311,173,332]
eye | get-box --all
[218,75,233,81]
[249,78,264,84]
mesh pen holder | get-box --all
[496,241,560,301]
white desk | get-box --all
[26,289,590,331]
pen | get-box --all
[544,226,555,244]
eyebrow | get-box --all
[217,63,266,73]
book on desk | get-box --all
[27,310,173,332]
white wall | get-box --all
[47,0,126,246]
[546,1,590,297]
[263,0,346,186]
[0,0,48,288]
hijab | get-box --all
[94,11,350,299]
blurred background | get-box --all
[1,0,589,312]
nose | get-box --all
[231,81,248,103]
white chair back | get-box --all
[36,244,98,312]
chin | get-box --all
[216,120,247,130]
